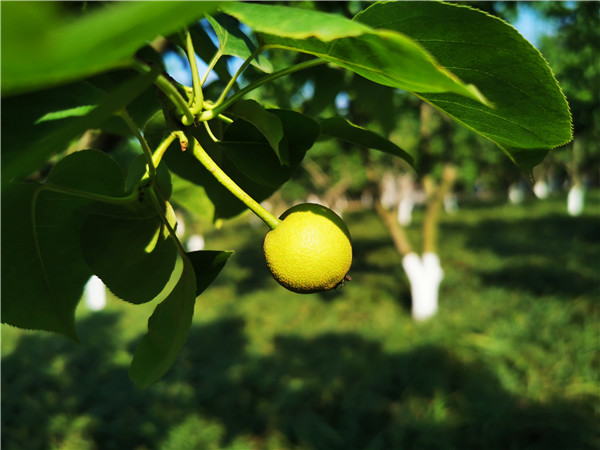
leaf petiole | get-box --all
[117,109,156,178]
[212,47,262,109]
[147,186,187,257]
[199,43,224,88]
[199,58,326,121]
[217,114,233,124]
[185,29,204,114]
[131,60,196,125]
[203,121,220,143]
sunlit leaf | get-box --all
[129,249,231,387]
[1,1,219,95]
[220,2,489,104]
[355,1,573,171]
[129,255,196,388]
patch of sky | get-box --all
[163,18,263,92]
[163,50,219,87]
[163,18,220,87]
[512,3,558,47]
[335,92,349,114]
[290,80,315,109]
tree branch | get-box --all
[422,164,457,254]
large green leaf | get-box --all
[355,1,573,171]
[129,249,231,387]
[1,150,125,339]
[2,67,161,187]
[129,255,196,388]
[228,100,287,164]
[79,155,178,304]
[170,173,216,224]
[186,250,234,297]
[320,117,414,168]
[219,2,488,104]
[1,81,105,165]
[1,1,219,95]
[80,206,177,305]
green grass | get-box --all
[2,192,599,450]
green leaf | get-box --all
[1,1,219,95]
[129,255,196,388]
[355,1,573,171]
[128,248,232,387]
[319,117,414,168]
[221,2,371,41]
[80,157,177,304]
[1,81,105,164]
[80,206,178,305]
[170,173,216,225]
[86,69,164,137]
[47,149,126,195]
[186,250,234,297]
[219,2,489,104]
[229,100,287,164]
[348,75,399,136]
[1,150,125,339]
[2,67,161,187]
[206,14,272,73]
[271,109,321,155]
[221,109,319,186]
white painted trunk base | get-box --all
[186,234,205,252]
[402,252,443,321]
[567,184,585,217]
[533,180,550,199]
[84,275,106,311]
[508,183,525,204]
[397,197,414,226]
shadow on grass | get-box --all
[3,315,597,450]
[442,214,600,299]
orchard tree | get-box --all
[1,1,571,387]
[535,2,599,214]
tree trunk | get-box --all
[374,165,456,320]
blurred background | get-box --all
[2,1,599,449]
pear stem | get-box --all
[190,138,281,230]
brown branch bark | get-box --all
[374,201,412,256]
[422,164,457,254]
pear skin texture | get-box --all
[264,203,352,293]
